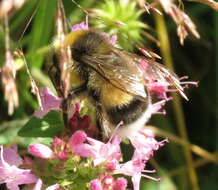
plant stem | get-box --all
[214,3,218,152]
[154,14,200,190]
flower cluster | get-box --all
[27,128,166,190]
[0,86,169,190]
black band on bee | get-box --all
[106,98,148,125]
[69,82,88,97]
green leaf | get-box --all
[27,0,56,68]
[0,119,27,144]
[18,111,64,137]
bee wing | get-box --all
[81,49,148,101]
[81,48,187,101]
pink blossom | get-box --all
[114,159,148,190]
[33,178,43,190]
[99,32,117,45]
[131,173,141,190]
[69,130,87,147]
[109,35,117,45]
[53,136,65,148]
[115,158,144,177]
[90,179,103,190]
[105,159,119,172]
[149,82,169,99]
[113,177,127,190]
[88,136,121,166]
[69,109,98,137]
[128,128,166,161]
[102,175,114,189]
[34,87,62,118]
[73,21,118,46]
[33,179,60,190]
[28,143,54,159]
[0,146,38,190]
[1,145,22,166]
[57,151,68,162]
[114,128,166,190]
[71,132,121,166]
[71,21,88,31]
[46,184,60,190]
[75,103,81,112]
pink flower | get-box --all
[114,128,166,190]
[0,146,38,190]
[53,136,65,148]
[114,159,151,190]
[33,178,43,190]
[113,177,127,190]
[90,175,127,190]
[69,130,87,147]
[115,158,144,177]
[90,179,103,190]
[99,32,117,45]
[128,128,167,161]
[1,145,22,166]
[109,35,117,45]
[33,179,60,190]
[46,184,60,190]
[69,109,98,137]
[34,87,62,118]
[71,21,89,31]
[102,175,114,189]
[149,82,169,99]
[57,151,68,162]
[105,159,119,172]
[28,143,54,159]
[71,131,121,166]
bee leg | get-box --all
[61,83,88,128]
[68,82,87,98]
[64,82,87,110]
[47,54,64,97]
[95,102,111,141]
[95,104,105,141]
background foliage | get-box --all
[0,0,217,189]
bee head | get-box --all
[70,31,111,63]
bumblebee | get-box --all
[58,30,186,137]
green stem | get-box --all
[154,14,200,190]
[35,44,54,55]
[215,4,218,152]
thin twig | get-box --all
[147,126,218,163]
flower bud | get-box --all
[113,178,127,190]
[28,143,54,159]
[58,151,68,162]
[105,160,118,172]
[90,179,103,190]
[69,130,87,148]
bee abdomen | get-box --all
[106,98,148,125]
